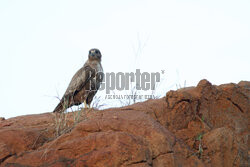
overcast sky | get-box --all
[0,0,249,118]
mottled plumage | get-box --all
[53,48,103,113]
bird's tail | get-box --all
[53,102,64,113]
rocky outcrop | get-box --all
[0,79,249,167]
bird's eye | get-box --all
[95,50,99,54]
[89,51,91,54]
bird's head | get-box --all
[88,48,102,62]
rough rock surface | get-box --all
[0,79,249,167]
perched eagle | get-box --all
[53,48,103,113]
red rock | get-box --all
[0,80,249,167]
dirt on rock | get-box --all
[0,79,249,167]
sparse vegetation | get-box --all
[176,80,187,90]
[53,95,101,138]
[53,97,80,138]
[91,95,106,109]
[54,110,70,137]
[196,132,204,159]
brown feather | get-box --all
[53,49,103,113]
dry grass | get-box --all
[54,112,71,137]
[53,94,104,138]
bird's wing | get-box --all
[63,65,95,98]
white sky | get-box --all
[0,0,249,118]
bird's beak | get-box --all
[90,50,96,57]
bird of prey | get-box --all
[53,48,103,113]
